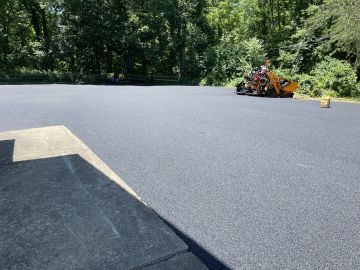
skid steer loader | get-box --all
[235,67,299,98]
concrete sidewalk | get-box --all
[0,126,208,270]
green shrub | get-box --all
[274,68,293,79]
[352,83,360,97]
[0,71,10,79]
[202,37,265,86]
[292,58,358,98]
[0,68,104,84]
[225,77,242,87]
[294,73,320,97]
[312,57,357,97]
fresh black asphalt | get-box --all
[0,85,360,269]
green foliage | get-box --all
[354,85,360,98]
[0,0,358,97]
[294,73,319,97]
[306,0,360,70]
[202,37,265,86]
[292,58,359,98]
[0,0,212,80]
[244,38,266,68]
[312,58,358,97]
[0,68,109,84]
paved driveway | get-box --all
[1,85,360,269]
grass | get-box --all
[293,93,360,104]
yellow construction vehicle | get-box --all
[235,65,299,98]
[265,71,299,98]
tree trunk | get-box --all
[277,0,281,31]
[94,49,101,74]
[30,7,41,42]
[269,0,274,28]
[2,19,9,69]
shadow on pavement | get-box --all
[0,139,226,270]
[159,215,231,270]
[0,139,14,165]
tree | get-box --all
[308,0,360,71]
[0,0,358,95]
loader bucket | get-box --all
[283,81,299,93]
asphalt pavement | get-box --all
[0,85,360,269]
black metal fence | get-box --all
[0,73,186,85]
[124,74,181,85]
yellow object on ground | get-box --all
[320,96,331,108]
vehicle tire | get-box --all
[267,85,278,97]
[236,82,246,95]
[258,85,267,97]
[258,90,265,97]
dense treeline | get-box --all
[1,0,359,96]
